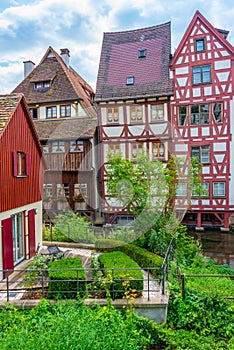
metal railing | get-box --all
[177,267,234,299]
[0,267,161,303]
[161,237,175,295]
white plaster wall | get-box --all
[0,201,42,280]
[229,97,234,205]
[104,126,124,137]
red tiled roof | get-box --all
[13,46,96,118]
[95,22,173,101]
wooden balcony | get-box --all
[44,152,92,171]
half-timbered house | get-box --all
[13,47,98,222]
[95,23,173,224]
[170,11,234,230]
[0,94,44,279]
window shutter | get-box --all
[26,153,30,176]
[2,217,14,277]
[13,151,18,177]
[28,209,36,258]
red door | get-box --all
[28,209,36,258]
[2,217,14,277]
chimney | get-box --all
[60,48,70,67]
[23,60,35,78]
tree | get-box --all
[106,152,206,254]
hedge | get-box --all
[48,257,86,299]
[95,239,163,278]
[98,251,143,298]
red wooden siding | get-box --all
[0,100,43,212]
[2,217,14,274]
[28,209,36,258]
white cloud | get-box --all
[0,0,233,94]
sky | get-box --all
[0,0,234,94]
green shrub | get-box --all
[98,251,143,298]
[48,258,86,299]
[53,211,92,243]
[95,239,163,278]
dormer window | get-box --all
[126,76,134,85]
[138,49,146,58]
[34,81,50,89]
[195,38,205,52]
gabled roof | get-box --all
[34,117,97,141]
[0,93,43,156]
[95,22,173,102]
[12,46,96,117]
[170,10,234,68]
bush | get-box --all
[48,258,86,299]
[98,251,143,298]
[95,239,163,278]
[53,211,92,243]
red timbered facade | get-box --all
[96,23,173,224]
[170,11,234,230]
[0,94,44,279]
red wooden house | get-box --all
[0,93,44,279]
[170,11,234,230]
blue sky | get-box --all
[0,0,234,94]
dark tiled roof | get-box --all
[34,118,97,140]
[13,47,96,117]
[0,94,22,135]
[95,22,173,102]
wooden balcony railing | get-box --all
[44,152,92,171]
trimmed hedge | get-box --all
[95,239,163,278]
[98,251,143,298]
[48,257,86,299]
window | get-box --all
[138,49,146,58]
[57,183,69,197]
[195,38,205,52]
[29,108,38,120]
[176,182,187,197]
[12,212,24,265]
[74,183,87,197]
[126,76,134,85]
[192,65,211,85]
[178,106,187,126]
[60,105,71,118]
[190,104,209,125]
[192,182,209,197]
[13,151,30,177]
[107,107,119,123]
[52,141,65,153]
[213,102,222,123]
[43,184,53,197]
[70,140,83,152]
[131,143,143,160]
[152,142,165,160]
[108,143,121,154]
[46,106,57,118]
[42,144,49,153]
[34,81,50,89]
[191,145,210,164]
[213,182,226,197]
[151,105,164,121]
[130,105,143,122]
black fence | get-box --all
[161,237,175,295]
[0,267,161,303]
[177,267,234,299]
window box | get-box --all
[74,202,86,210]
